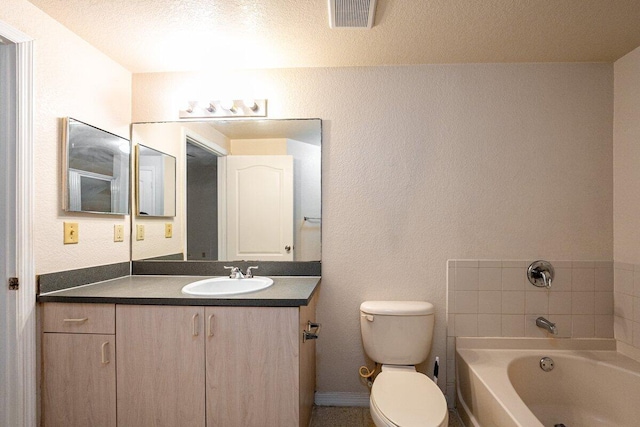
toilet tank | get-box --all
[360,301,435,365]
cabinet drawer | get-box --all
[42,303,115,334]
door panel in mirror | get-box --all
[136,144,177,217]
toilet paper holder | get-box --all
[302,321,321,342]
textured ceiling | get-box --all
[26,0,640,73]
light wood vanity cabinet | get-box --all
[116,305,206,427]
[205,306,300,426]
[42,295,317,427]
[41,303,116,427]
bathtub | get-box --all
[455,337,640,427]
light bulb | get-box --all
[243,99,258,111]
[220,100,236,112]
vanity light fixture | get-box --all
[179,99,267,119]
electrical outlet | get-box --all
[63,222,79,244]
[114,225,124,242]
[165,223,173,238]
[136,224,145,241]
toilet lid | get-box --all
[371,371,447,427]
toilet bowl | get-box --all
[369,366,448,427]
[360,301,448,427]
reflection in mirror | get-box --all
[136,145,177,217]
[63,117,130,214]
[131,119,321,263]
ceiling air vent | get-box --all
[328,0,377,29]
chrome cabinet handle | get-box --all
[192,313,199,336]
[101,341,110,364]
[207,314,214,337]
[285,245,291,252]
[63,317,88,323]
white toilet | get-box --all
[360,301,448,427]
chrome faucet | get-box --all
[224,266,244,279]
[536,317,558,335]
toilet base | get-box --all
[369,366,448,427]
[370,397,449,427]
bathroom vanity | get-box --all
[38,275,320,427]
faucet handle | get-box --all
[528,260,555,289]
[245,266,258,278]
[223,266,241,278]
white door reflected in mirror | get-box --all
[226,155,294,261]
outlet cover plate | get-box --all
[136,224,145,241]
[114,225,124,242]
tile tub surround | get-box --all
[613,262,640,361]
[445,259,614,406]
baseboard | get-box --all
[314,392,370,407]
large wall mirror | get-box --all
[63,117,130,214]
[131,119,321,262]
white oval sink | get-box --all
[181,276,274,296]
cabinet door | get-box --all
[42,333,116,427]
[116,305,205,427]
[205,306,299,426]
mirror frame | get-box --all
[62,117,130,215]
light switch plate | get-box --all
[165,223,172,238]
[114,225,124,242]
[64,222,79,244]
[136,224,145,241]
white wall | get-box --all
[1,0,132,274]
[613,46,640,359]
[287,139,321,261]
[133,63,613,396]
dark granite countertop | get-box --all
[37,275,320,307]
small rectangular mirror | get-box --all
[136,144,177,217]
[63,117,130,215]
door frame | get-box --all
[0,19,36,427]
[182,128,227,260]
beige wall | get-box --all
[1,0,132,274]
[613,46,640,359]
[613,46,640,265]
[133,64,614,396]
[230,138,287,155]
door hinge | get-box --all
[8,277,19,290]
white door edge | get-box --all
[0,19,36,427]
